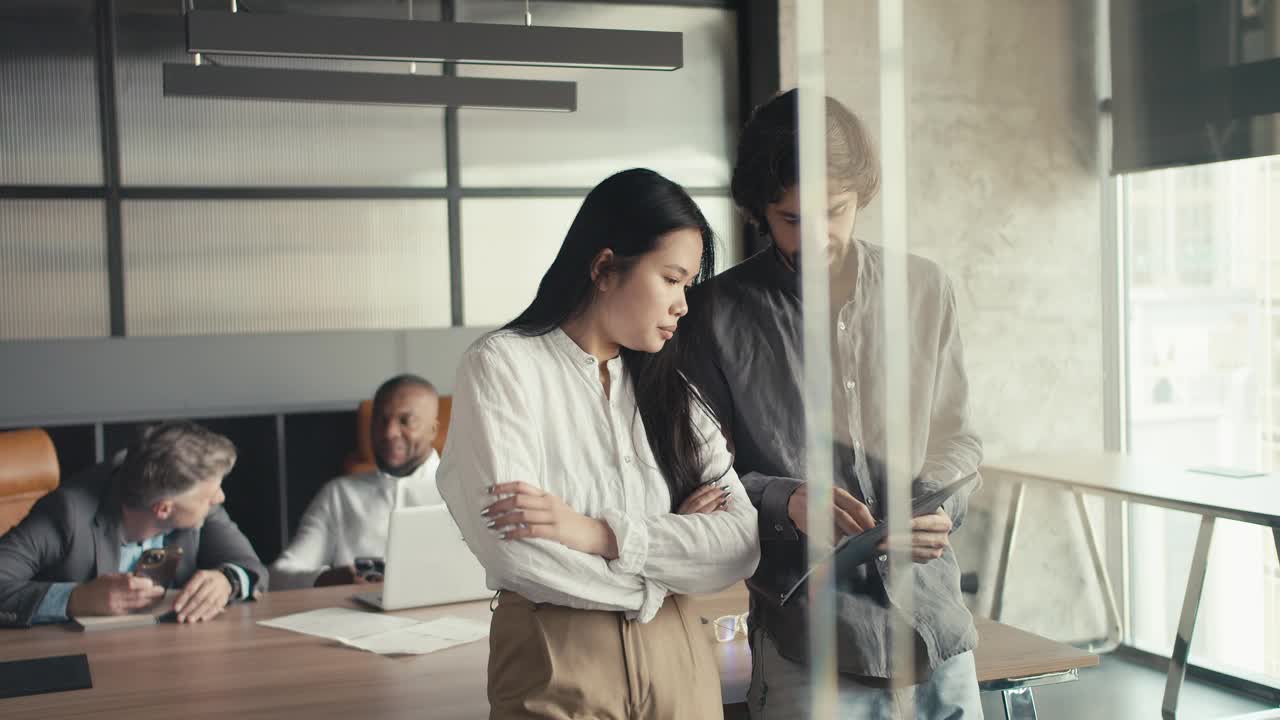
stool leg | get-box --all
[1161,515,1215,720]
[1001,687,1038,720]
[1074,490,1123,652]
[990,481,1025,621]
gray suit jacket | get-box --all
[0,462,269,628]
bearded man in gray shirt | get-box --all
[682,89,984,719]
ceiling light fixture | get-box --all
[183,9,683,72]
[162,63,577,111]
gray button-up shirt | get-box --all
[682,240,981,679]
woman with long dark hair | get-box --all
[438,168,760,719]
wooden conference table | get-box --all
[0,583,1095,719]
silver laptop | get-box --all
[353,504,491,611]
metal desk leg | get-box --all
[1161,515,1215,720]
[1274,527,1279,568]
[990,481,1025,621]
[1002,687,1038,720]
[1074,490,1123,652]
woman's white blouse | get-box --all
[437,328,760,622]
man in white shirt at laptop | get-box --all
[271,374,443,589]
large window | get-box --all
[1123,155,1280,685]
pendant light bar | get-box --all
[184,10,682,71]
[163,64,577,111]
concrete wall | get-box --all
[780,0,1110,642]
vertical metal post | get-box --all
[95,0,126,336]
[443,0,463,326]
[275,414,289,550]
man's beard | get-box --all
[376,452,427,478]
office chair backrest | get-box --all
[0,429,60,535]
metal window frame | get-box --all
[2,0,755,338]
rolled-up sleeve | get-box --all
[602,402,760,597]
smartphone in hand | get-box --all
[354,556,386,581]
[134,546,183,611]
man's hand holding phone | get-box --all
[67,573,165,617]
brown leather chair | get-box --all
[0,429,60,536]
[343,396,452,475]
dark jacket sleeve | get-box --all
[682,286,803,544]
[195,506,269,597]
[0,491,70,628]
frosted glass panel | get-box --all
[457,2,737,188]
[123,199,450,335]
[115,1,446,187]
[461,198,579,327]
[0,200,109,339]
[0,5,102,184]
[461,194,739,327]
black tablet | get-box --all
[778,472,979,606]
[0,653,92,700]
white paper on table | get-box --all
[257,607,420,641]
[338,617,490,656]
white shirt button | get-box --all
[878,554,888,563]
[838,321,847,331]
[623,455,632,464]
[845,380,855,390]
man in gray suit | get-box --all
[0,421,268,628]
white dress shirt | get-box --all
[270,453,442,589]
[437,328,760,623]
